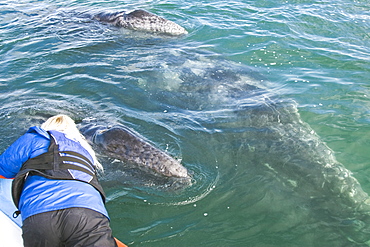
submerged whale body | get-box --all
[94,9,188,36]
[121,52,370,244]
[79,124,191,183]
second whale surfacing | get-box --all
[94,9,188,36]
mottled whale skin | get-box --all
[94,9,188,36]
[79,124,190,181]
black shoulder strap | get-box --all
[19,135,95,177]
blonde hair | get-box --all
[41,114,103,171]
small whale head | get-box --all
[81,124,191,182]
[94,9,188,36]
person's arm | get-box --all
[0,132,48,179]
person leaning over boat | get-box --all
[0,114,120,247]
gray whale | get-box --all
[94,9,188,36]
[122,53,370,244]
[79,124,191,183]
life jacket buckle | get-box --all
[13,210,21,218]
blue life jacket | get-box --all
[11,129,107,218]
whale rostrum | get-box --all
[79,124,190,182]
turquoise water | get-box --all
[1,0,370,246]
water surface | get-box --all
[1,0,370,246]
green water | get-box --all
[1,0,370,246]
